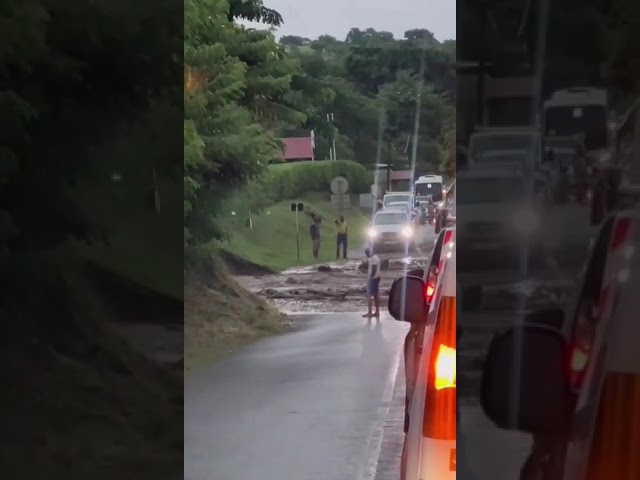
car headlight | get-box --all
[401,226,413,237]
[512,208,539,235]
[368,228,378,238]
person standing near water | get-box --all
[362,247,381,318]
[335,215,348,259]
[306,209,322,259]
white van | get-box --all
[415,175,444,205]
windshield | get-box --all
[457,178,525,204]
[545,106,607,150]
[384,194,410,206]
[415,183,443,202]
[470,133,540,159]
[373,213,408,225]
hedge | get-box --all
[221,160,372,220]
[261,160,371,200]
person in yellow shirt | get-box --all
[335,215,348,259]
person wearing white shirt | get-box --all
[363,247,381,318]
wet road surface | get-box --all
[457,202,597,478]
[185,313,409,480]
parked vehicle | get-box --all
[455,165,545,265]
[383,191,415,212]
[544,134,590,202]
[481,209,640,480]
[468,127,543,171]
[542,87,616,223]
[415,175,444,206]
[388,227,457,480]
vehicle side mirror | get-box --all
[388,275,427,324]
[481,325,574,435]
[406,268,425,278]
[524,308,564,330]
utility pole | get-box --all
[409,49,426,189]
[327,113,337,160]
[332,113,337,160]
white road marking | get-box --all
[359,343,404,480]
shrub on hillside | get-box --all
[262,160,371,200]
[221,160,372,220]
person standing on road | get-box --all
[307,210,322,259]
[363,247,381,318]
[335,215,348,259]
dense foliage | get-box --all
[2,0,182,257]
[221,160,373,227]
[184,0,456,246]
[457,0,640,103]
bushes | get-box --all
[262,160,372,200]
[220,160,372,221]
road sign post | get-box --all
[330,176,349,215]
[291,202,304,261]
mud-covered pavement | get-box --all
[235,226,440,314]
[235,256,424,313]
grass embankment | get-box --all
[2,254,182,480]
[220,193,371,272]
[184,249,285,371]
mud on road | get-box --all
[235,250,436,314]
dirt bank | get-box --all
[1,257,182,480]
[184,251,287,371]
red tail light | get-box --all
[423,295,456,440]
[424,281,436,304]
[443,229,454,246]
[568,302,598,391]
[434,344,456,390]
[611,218,632,251]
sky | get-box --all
[243,0,456,42]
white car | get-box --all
[382,192,416,213]
[391,235,457,480]
[367,208,416,252]
[455,166,545,258]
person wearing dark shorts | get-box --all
[363,247,381,318]
[308,212,321,259]
[335,215,348,259]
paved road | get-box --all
[185,313,409,480]
[457,202,597,478]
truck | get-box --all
[541,87,619,222]
[585,98,640,225]
[414,175,444,205]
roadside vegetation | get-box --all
[185,0,640,367]
[3,1,183,476]
[183,0,457,367]
[221,193,371,272]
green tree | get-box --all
[184,0,305,244]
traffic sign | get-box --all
[330,176,349,195]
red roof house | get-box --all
[278,136,315,162]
